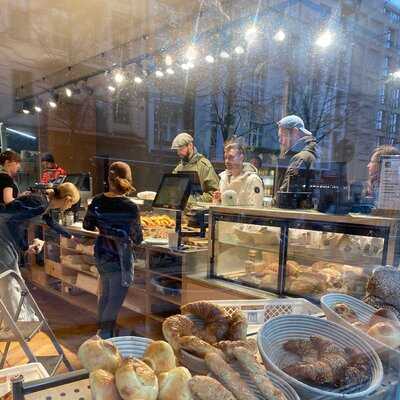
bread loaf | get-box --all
[215,338,257,361]
[178,335,224,358]
[115,357,158,400]
[89,369,121,400]
[162,315,194,351]
[143,340,176,374]
[158,367,193,400]
[78,336,122,373]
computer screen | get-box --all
[152,174,191,210]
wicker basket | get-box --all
[257,314,383,399]
[107,336,153,359]
[321,293,400,365]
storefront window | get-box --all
[0,1,400,399]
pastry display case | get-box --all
[208,206,400,301]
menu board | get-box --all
[377,155,400,210]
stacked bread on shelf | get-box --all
[162,301,288,400]
[333,303,400,349]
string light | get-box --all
[34,105,42,113]
[165,55,173,66]
[108,85,116,93]
[48,100,57,109]
[114,71,125,84]
[205,55,215,63]
[316,31,333,48]
[166,68,175,75]
[22,108,30,115]
[220,51,230,59]
[392,70,400,79]
[274,30,286,42]
[155,70,164,78]
[245,26,258,44]
[234,46,245,55]
[134,76,143,84]
[181,63,189,70]
[185,45,197,61]
[187,62,194,69]
[65,87,72,97]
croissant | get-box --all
[181,301,229,343]
[283,339,318,361]
[162,315,195,352]
[284,361,334,385]
[310,336,346,358]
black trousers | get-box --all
[98,271,128,339]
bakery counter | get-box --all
[26,222,208,339]
[208,206,400,302]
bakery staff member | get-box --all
[40,153,67,184]
[171,132,219,203]
[0,151,21,205]
[213,141,263,207]
[275,115,317,196]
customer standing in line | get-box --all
[83,162,143,339]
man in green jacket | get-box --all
[171,132,219,203]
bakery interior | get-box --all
[0,0,400,399]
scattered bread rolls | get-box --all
[89,369,121,400]
[158,367,193,400]
[188,376,236,400]
[143,340,176,375]
[78,336,122,373]
[115,357,158,400]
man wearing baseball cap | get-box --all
[275,115,317,198]
[171,132,219,202]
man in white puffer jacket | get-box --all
[213,142,264,207]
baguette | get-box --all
[178,336,224,359]
[188,376,236,400]
[204,352,257,400]
[232,347,287,400]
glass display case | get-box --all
[209,206,400,301]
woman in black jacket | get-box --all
[0,182,80,319]
[83,162,143,339]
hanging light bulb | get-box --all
[245,26,258,44]
[220,51,230,59]
[22,108,30,115]
[274,30,286,42]
[108,85,116,93]
[155,70,164,78]
[65,87,72,97]
[316,31,333,48]
[48,100,57,109]
[234,46,245,55]
[114,71,125,84]
[166,68,175,75]
[205,55,215,63]
[185,45,197,61]
[34,105,42,113]
[134,76,143,84]
[165,55,173,66]
[181,63,189,70]
[187,61,194,69]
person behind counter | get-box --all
[365,145,400,205]
[0,150,21,205]
[213,141,264,207]
[171,132,219,203]
[83,162,143,339]
[40,152,67,184]
[274,115,317,206]
[0,183,80,319]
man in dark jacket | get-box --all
[274,115,318,196]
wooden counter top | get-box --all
[208,205,399,227]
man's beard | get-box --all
[180,154,190,162]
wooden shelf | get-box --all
[148,270,182,282]
[149,292,181,306]
[61,261,98,278]
[147,314,165,323]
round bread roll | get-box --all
[78,335,122,373]
[158,367,192,400]
[143,340,176,374]
[367,322,400,348]
[90,369,121,400]
[115,357,158,400]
